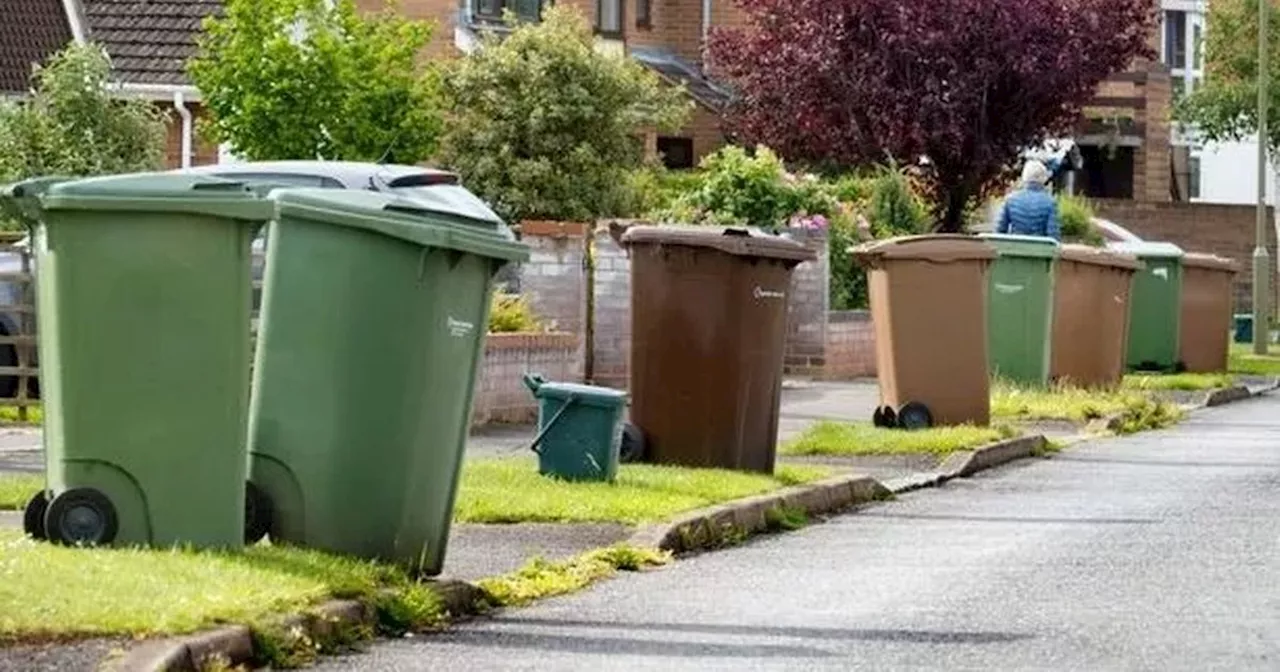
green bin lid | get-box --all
[271,188,529,263]
[533,381,628,408]
[1109,241,1185,260]
[0,176,73,225]
[976,233,1060,259]
[40,172,275,222]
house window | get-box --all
[636,0,651,28]
[475,0,542,23]
[1164,10,1186,69]
[1189,155,1201,200]
[657,137,695,169]
[597,0,623,35]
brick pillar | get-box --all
[514,221,590,381]
[783,229,831,376]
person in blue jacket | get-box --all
[997,160,1061,240]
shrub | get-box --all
[656,145,838,231]
[489,292,543,334]
[1057,194,1104,246]
[439,6,691,223]
[866,164,928,238]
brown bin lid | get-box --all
[1182,252,1241,272]
[850,234,997,263]
[620,225,817,262]
[1058,244,1144,270]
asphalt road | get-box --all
[314,394,1280,671]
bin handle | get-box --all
[191,180,250,192]
[522,373,546,394]
[529,393,577,455]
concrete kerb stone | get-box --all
[1204,385,1252,407]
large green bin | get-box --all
[1112,241,1185,371]
[246,188,528,575]
[977,233,1059,385]
[9,173,271,549]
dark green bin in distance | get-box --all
[524,374,627,483]
[1112,241,1185,371]
[977,233,1059,385]
[246,187,528,576]
[5,173,271,549]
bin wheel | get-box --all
[22,489,49,541]
[44,487,117,547]
[620,423,646,463]
[872,405,897,428]
[896,402,933,431]
[1174,360,1187,373]
[244,481,274,544]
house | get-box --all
[2,0,222,170]
[372,0,737,168]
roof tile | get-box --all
[0,0,74,93]
[82,0,223,85]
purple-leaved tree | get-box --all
[707,0,1157,231]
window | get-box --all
[597,0,623,35]
[1193,23,1202,70]
[1188,155,1201,200]
[1164,10,1186,69]
[475,0,542,23]
[636,0,651,28]
[657,137,695,170]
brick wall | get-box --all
[627,0,703,63]
[159,102,219,169]
[590,224,632,388]
[357,0,459,57]
[1093,199,1277,311]
[783,229,830,375]
[514,221,589,379]
[471,332,579,425]
[823,310,877,379]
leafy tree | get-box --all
[1175,0,1280,153]
[0,43,167,182]
[439,6,692,223]
[707,0,1156,232]
[189,0,443,163]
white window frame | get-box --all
[1162,2,1206,198]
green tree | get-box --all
[0,43,167,181]
[189,0,443,163]
[1175,0,1280,151]
[439,6,692,223]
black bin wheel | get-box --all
[23,489,49,541]
[44,487,118,547]
[244,481,274,544]
[896,401,934,431]
[872,405,897,428]
[620,423,646,464]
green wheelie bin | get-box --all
[1111,241,1186,371]
[9,173,271,549]
[977,233,1059,385]
[246,188,528,575]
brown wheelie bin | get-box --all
[1049,244,1142,387]
[621,226,815,473]
[852,235,997,428]
[1179,253,1240,373]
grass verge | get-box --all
[1229,343,1280,376]
[0,472,40,510]
[454,458,832,525]
[779,422,1014,457]
[476,545,670,608]
[993,379,1157,423]
[0,531,443,647]
[1123,372,1235,392]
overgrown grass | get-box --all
[0,472,41,510]
[1229,343,1280,376]
[455,458,832,525]
[476,545,670,608]
[0,405,40,424]
[779,422,1014,457]
[991,379,1147,422]
[0,531,443,645]
[1123,372,1236,392]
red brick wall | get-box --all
[627,0,703,63]
[357,0,459,57]
[158,102,219,169]
[1093,199,1277,312]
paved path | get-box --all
[314,393,1280,671]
